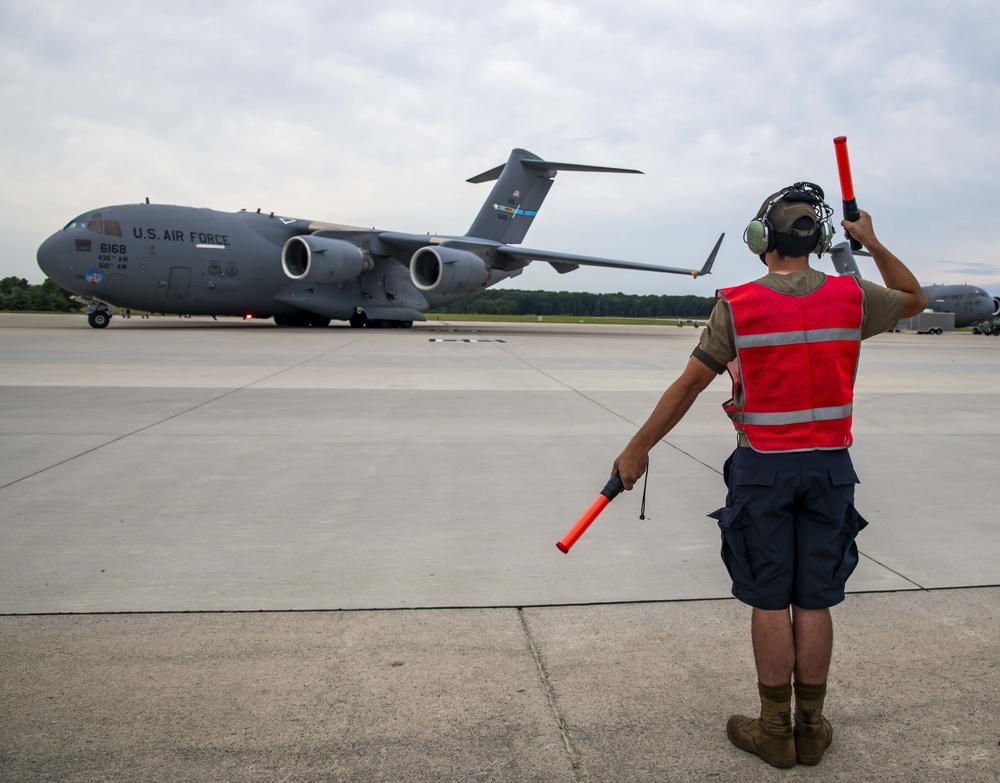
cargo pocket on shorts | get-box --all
[829,466,870,585]
[709,502,756,590]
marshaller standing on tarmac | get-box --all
[612,183,928,768]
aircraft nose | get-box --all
[36,232,69,281]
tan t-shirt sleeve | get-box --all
[858,278,906,339]
[697,299,736,366]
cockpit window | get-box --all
[63,219,122,235]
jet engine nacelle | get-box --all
[410,246,490,296]
[993,297,1000,317]
[281,235,372,284]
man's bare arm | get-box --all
[613,356,719,490]
[842,211,928,318]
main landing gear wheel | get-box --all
[274,314,331,327]
[88,310,112,328]
[348,312,412,329]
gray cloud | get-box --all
[2,0,998,296]
[938,260,1000,277]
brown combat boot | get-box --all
[727,682,796,768]
[794,680,832,765]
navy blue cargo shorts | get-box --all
[708,447,869,611]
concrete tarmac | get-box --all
[1,313,998,781]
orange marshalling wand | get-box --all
[833,136,863,251]
[557,475,625,554]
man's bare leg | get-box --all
[791,605,833,684]
[751,608,795,686]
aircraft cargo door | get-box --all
[166,267,191,300]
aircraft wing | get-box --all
[496,233,724,278]
[376,231,723,278]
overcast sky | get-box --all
[2,0,998,296]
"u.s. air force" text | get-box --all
[132,228,231,245]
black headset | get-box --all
[743,181,835,257]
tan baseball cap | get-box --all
[757,190,819,237]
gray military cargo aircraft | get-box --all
[36,148,723,329]
[830,242,999,329]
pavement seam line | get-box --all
[0,337,369,492]
[518,608,583,782]
[495,341,723,476]
[15,585,1000,617]
[858,551,926,590]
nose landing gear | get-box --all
[87,304,113,329]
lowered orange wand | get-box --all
[556,474,625,554]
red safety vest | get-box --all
[718,275,863,452]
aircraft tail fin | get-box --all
[829,241,862,276]
[464,149,641,244]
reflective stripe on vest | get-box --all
[727,403,854,426]
[734,327,862,349]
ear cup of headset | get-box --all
[744,218,773,254]
[815,221,835,256]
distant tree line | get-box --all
[433,289,716,318]
[0,277,83,312]
[0,277,717,319]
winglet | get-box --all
[692,233,725,277]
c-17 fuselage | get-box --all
[829,243,999,329]
[37,149,723,328]
[920,283,1000,329]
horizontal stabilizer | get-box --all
[467,159,643,184]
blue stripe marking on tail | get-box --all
[492,204,537,217]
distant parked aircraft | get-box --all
[829,243,998,329]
